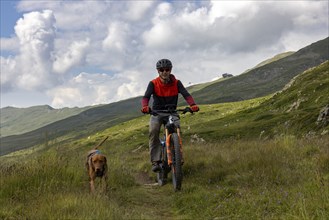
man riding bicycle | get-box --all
[141,59,199,172]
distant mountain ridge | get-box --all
[0,105,92,137]
[0,97,141,155]
[241,51,295,74]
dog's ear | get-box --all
[90,157,95,169]
[104,163,108,172]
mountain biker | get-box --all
[141,58,199,172]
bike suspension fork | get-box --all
[165,128,184,166]
[165,129,173,166]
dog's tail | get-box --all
[93,136,109,150]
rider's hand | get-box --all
[141,106,150,114]
[191,105,199,112]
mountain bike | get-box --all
[150,105,194,191]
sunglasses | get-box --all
[158,68,171,72]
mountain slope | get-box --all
[0,105,91,137]
[194,60,329,140]
[0,97,141,155]
[241,51,295,74]
[190,37,328,104]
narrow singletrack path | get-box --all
[131,171,180,219]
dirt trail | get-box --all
[132,171,179,219]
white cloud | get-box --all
[48,72,126,108]
[47,70,148,108]
[124,1,154,21]
[0,37,19,52]
[142,21,173,49]
[50,87,82,108]
[0,56,17,92]
[3,10,57,92]
[209,1,255,20]
[153,2,172,22]
[1,0,328,108]
[53,39,90,74]
[102,22,129,52]
[116,71,145,101]
[17,0,105,31]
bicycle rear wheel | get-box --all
[170,133,183,191]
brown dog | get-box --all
[86,136,109,193]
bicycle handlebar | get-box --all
[149,107,193,116]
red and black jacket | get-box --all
[142,74,196,110]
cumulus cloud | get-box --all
[53,39,90,74]
[144,1,295,53]
[1,0,328,108]
[0,37,19,52]
[102,22,129,52]
[0,56,17,92]
[1,9,91,94]
[48,71,143,108]
[124,1,154,21]
[1,10,57,92]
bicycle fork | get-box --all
[165,128,184,166]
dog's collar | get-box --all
[87,150,101,159]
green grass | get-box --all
[180,137,329,219]
[1,134,328,219]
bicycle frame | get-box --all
[164,115,183,166]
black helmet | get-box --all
[156,59,172,69]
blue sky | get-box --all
[1,0,22,37]
[1,0,328,108]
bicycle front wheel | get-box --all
[170,133,183,191]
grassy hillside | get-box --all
[186,77,226,94]
[186,51,294,97]
[191,37,328,104]
[0,62,328,219]
[193,60,329,141]
[242,51,295,74]
[0,105,92,137]
[0,97,141,156]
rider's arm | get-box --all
[177,80,196,106]
[142,81,154,107]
